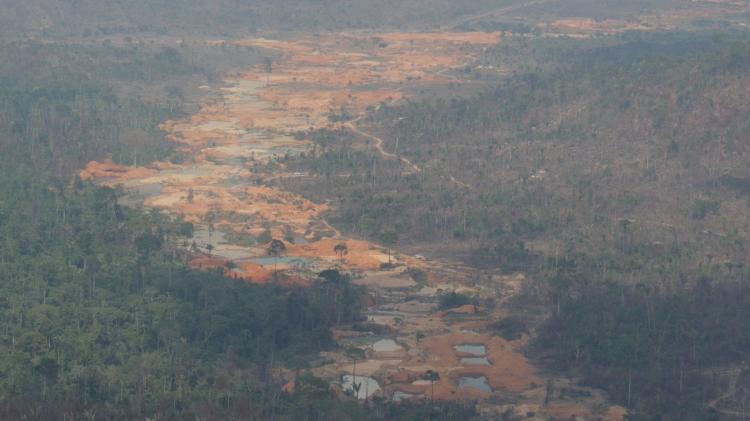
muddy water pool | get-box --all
[458,376,492,392]
[454,344,486,356]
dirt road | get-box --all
[346,118,474,190]
[345,119,422,173]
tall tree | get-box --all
[334,242,348,264]
[379,231,398,266]
[267,239,287,277]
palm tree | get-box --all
[345,347,366,399]
[424,370,440,401]
[380,231,398,266]
[334,242,348,264]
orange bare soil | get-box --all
[80,31,499,274]
[83,31,625,419]
[414,332,540,399]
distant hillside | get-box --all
[0,0,507,35]
[6,0,747,37]
[454,0,750,33]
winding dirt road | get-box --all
[345,119,422,173]
[346,118,474,190]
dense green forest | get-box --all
[276,31,750,418]
[0,38,483,419]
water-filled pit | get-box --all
[454,344,486,356]
[393,391,423,401]
[251,256,315,267]
[460,357,490,366]
[372,339,402,352]
[342,375,381,399]
[458,376,492,393]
